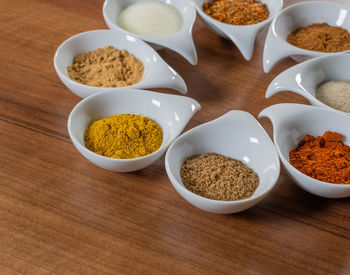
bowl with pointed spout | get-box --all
[165,110,280,214]
[103,0,197,65]
[263,1,350,73]
[266,54,350,115]
[68,88,200,172]
[193,0,283,61]
[259,103,350,198]
[54,30,187,98]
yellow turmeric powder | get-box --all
[84,114,162,159]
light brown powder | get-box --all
[287,23,350,52]
[180,153,259,201]
[67,46,144,87]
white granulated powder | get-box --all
[118,2,183,37]
[316,80,350,113]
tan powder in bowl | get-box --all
[67,46,144,87]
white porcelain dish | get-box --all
[103,0,197,65]
[259,103,350,198]
[68,89,200,172]
[263,1,350,73]
[165,110,280,214]
[193,0,283,61]
[266,54,350,115]
[54,30,187,98]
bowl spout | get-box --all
[266,65,309,99]
[263,29,298,73]
[259,103,305,129]
[259,103,329,133]
[158,32,198,65]
[222,27,258,61]
[169,96,201,135]
[138,55,188,94]
[155,64,187,94]
[232,30,257,61]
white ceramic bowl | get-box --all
[68,89,200,172]
[266,54,350,115]
[103,0,197,65]
[165,110,280,214]
[259,103,350,198]
[54,30,187,98]
[263,1,350,73]
[193,0,283,60]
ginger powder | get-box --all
[67,46,144,87]
[181,153,259,201]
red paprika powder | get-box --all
[289,131,350,184]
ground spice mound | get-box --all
[287,23,350,52]
[203,0,269,26]
[316,80,350,113]
[67,46,144,87]
[180,153,259,201]
[289,131,350,184]
[84,114,162,159]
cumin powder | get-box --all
[180,153,259,201]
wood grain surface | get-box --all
[1,0,350,274]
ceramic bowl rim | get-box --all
[292,55,350,115]
[165,111,281,205]
[68,88,200,163]
[53,29,161,92]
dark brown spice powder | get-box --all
[287,23,350,52]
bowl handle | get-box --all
[156,32,198,65]
[263,26,306,73]
[266,65,311,101]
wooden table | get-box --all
[1,0,349,273]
